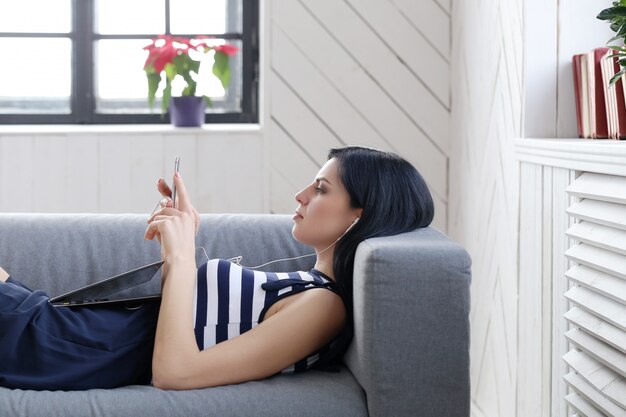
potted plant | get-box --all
[143,35,238,126]
[597,1,626,86]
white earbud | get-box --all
[344,217,360,234]
[225,218,362,269]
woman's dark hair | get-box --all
[314,146,434,370]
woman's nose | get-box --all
[295,187,308,204]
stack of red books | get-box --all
[573,47,626,139]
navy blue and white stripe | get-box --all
[192,258,338,373]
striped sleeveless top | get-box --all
[192,258,341,374]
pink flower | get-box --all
[213,44,239,56]
[143,36,190,73]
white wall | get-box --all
[449,0,522,416]
[0,0,450,233]
[0,126,265,214]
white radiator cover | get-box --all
[564,172,626,416]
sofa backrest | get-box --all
[0,213,314,296]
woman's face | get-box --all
[292,158,362,249]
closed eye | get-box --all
[315,186,325,194]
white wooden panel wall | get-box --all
[268,0,450,232]
[0,130,264,214]
[449,0,523,415]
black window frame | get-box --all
[0,0,258,125]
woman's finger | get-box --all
[157,178,172,198]
[144,219,165,241]
[193,207,200,234]
[147,206,178,224]
[172,172,193,213]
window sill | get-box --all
[514,138,626,176]
[0,124,262,136]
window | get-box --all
[0,0,258,124]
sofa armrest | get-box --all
[345,227,471,417]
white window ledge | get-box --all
[0,124,261,136]
[514,138,626,176]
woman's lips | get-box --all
[292,212,303,220]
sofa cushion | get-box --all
[0,365,367,417]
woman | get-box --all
[0,146,434,391]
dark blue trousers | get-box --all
[0,277,161,391]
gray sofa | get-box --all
[0,213,471,417]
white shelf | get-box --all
[0,123,262,136]
[514,138,626,176]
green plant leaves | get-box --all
[598,4,626,89]
[173,54,198,96]
[597,6,626,21]
[161,78,172,118]
[143,37,236,116]
[212,51,231,89]
[146,70,161,110]
[164,61,177,81]
[609,68,626,87]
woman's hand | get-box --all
[151,177,201,235]
[145,172,197,265]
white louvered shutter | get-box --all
[564,172,626,417]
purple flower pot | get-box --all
[169,96,206,127]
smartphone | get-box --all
[171,156,180,208]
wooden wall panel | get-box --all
[0,136,35,212]
[450,0,523,416]
[0,131,264,214]
[390,0,450,58]
[65,136,99,212]
[270,26,389,151]
[196,132,264,213]
[269,0,450,232]
[32,136,68,212]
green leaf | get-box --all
[189,59,200,75]
[618,22,626,36]
[203,95,213,108]
[611,21,622,32]
[161,78,172,118]
[172,54,199,96]
[164,62,177,81]
[608,33,625,43]
[597,6,626,21]
[182,80,196,96]
[173,54,190,73]
[212,51,231,89]
[607,45,626,52]
[146,70,161,111]
[609,68,626,87]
